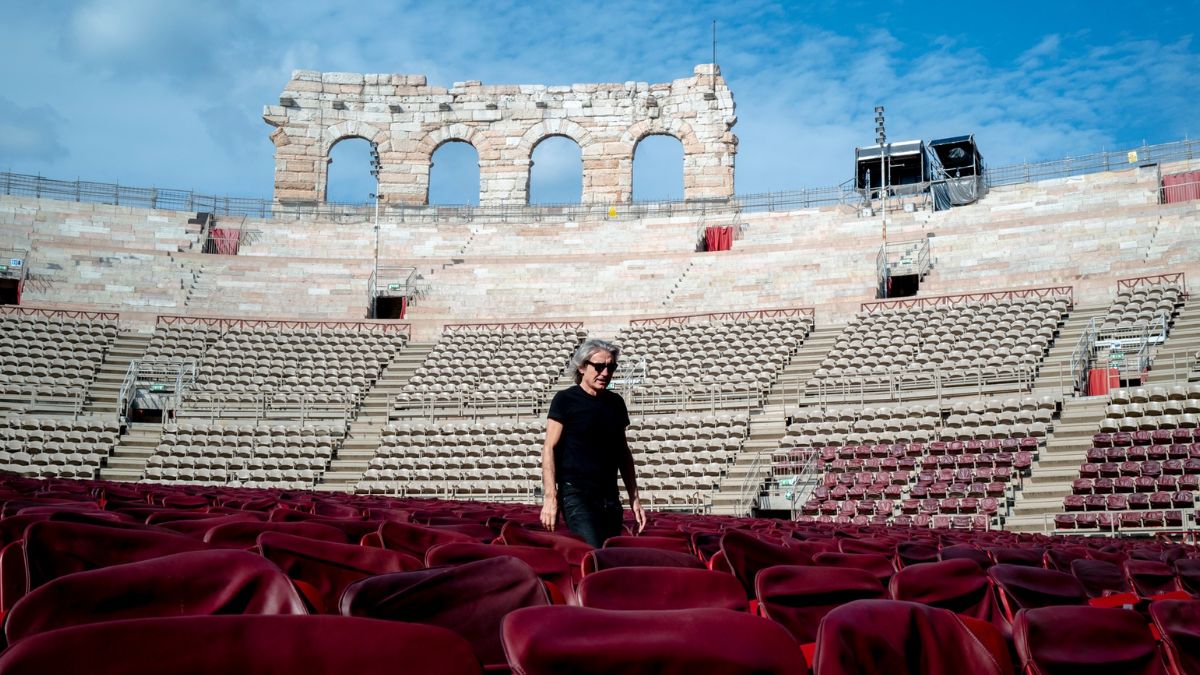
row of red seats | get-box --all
[1087,444,1200,462]
[0,473,1197,673]
[1073,475,1200,493]
[1093,429,1200,447]
[1055,511,1188,530]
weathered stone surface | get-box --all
[263,66,736,206]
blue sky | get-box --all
[1,1,1196,206]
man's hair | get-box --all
[569,338,621,384]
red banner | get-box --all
[704,226,733,252]
[210,228,240,255]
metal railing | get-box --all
[155,313,411,336]
[628,306,815,327]
[1116,272,1189,296]
[805,362,1039,407]
[860,285,1073,314]
[4,138,1196,222]
[118,359,197,425]
[177,389,358,426]
[736,450,769,515]
[1070,317,1100,395]
[0,305,120,322]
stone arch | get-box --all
[414,123,492,159]
[517,119,596,158]
[321,120,388,156]
[316,122,388,202]
[413,124,490,205]
[621,118,703,156]
[617,118,708,203]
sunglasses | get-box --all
[584,360,618,373]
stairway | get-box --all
[98,422,163,482]
[1032,303,1109,395]
[709,406,786,516]
[84,332,153,416]
[1147,296,1200,383]
[1002,396,1109,533]
[764,324,842,409]
[317,341,437,492]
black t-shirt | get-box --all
[547,385,630,496]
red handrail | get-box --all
[860,286,1074,313]
[629,306,815,327]
[155,314,411,336]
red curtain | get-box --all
[1163,171,1200,204]
[704,226,734,252]
[210,228,240,255]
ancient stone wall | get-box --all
[263,65,736,206]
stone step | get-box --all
[97,469,142,482]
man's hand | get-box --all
[630,497,647,534]
[540,500,557,531]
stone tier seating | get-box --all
[615,316,811,399]
[1098,282,1185,333]
[22,245,194,312]
[1055,388,1200,532]
[144,324,408,419]
[0,416,119,479]
[783,395,1057,447]
[810,296,1070,394]
[140,422,345,490]
[357,413,748,510]
[0,195,202,254]
[897,164,1200,303]
[0,314,118,413]
[415,258,690,322]
[395,327,584,416]
[178,256,374,321]
[1,475,1196,675]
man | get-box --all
[540,338,646,547]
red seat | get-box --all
[501,605,807,674]
[257,531,421,613]
[889,559,1004,630]
[155,513,265,538]
[1148,599,1200,675]
[341,556,548,668]
[578,566,747,611]
[755,564,886,644]
[1013,606,1168,675]
[721,529,815,598]
[940,544,994,569]
[0,615,482,674]
[498,522,592,583]
[987,564,1088,622]
[370,520,478,558]
[1125,559,1180,598]
[603,535,692,554]
[1175,559,1200,597]
[5,550,305,643]
[22,520,209,590]
[426,541,575,605]
[812,599,1011,675]
[202,520,347,548]
[812,552,895,585]
[581,546,705,576]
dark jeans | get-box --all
[558,483,623,548]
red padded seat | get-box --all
[578,566,747,612]
[0,615,483,675]
[341,556,549,668]
[1013,606,1168,675]
[501,605,806,675]
[5,549,306,643]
